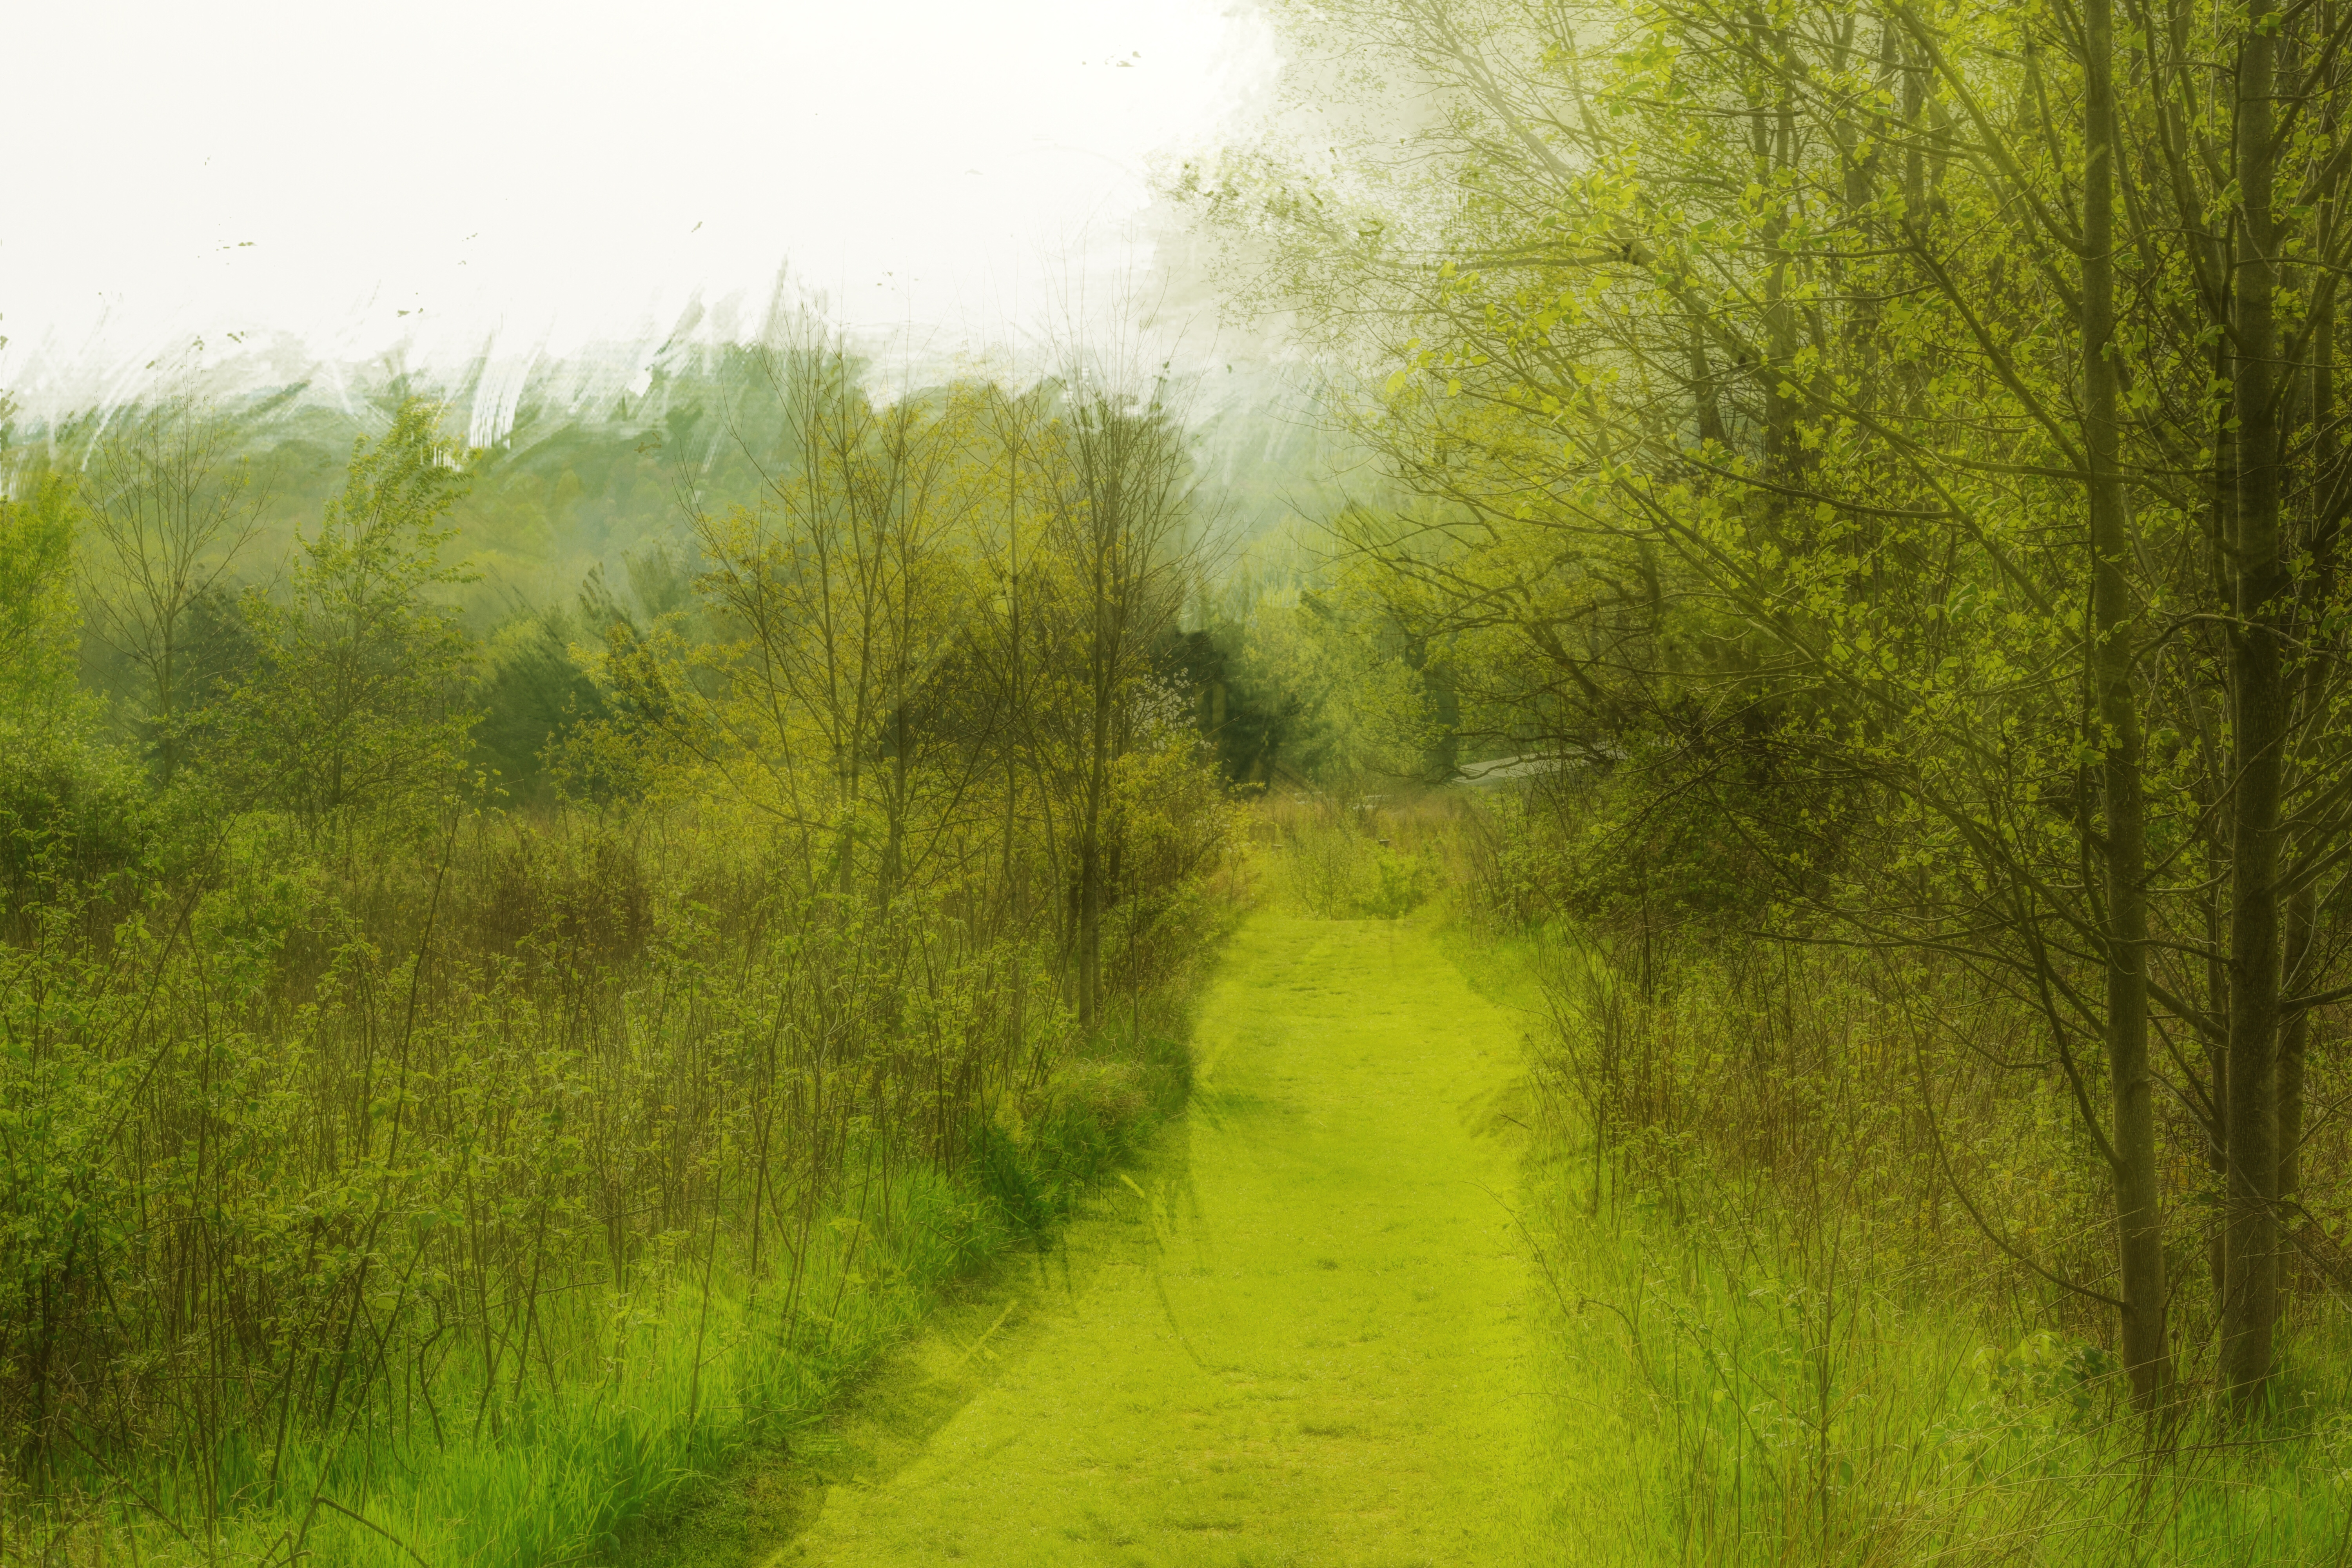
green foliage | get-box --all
[1548,1172,2352,1564]
[1468,728,1855,942]
[0,459,78,721]
[1176,522,1445,791]
[1412,875,2352,1561]
[0,426,160,911]
[0,321,1296,1564]
[0,723,152,909]
[0,795,1234,1566]
[1230,592,1434,784]
[472,598,618,802]
[71,395,268,783]
[1500,869,2352,1560]
[1262,791,1450,920]
[971,1028,1196,1247]
[1210,0,2352,1428]
[213,399,479,838]
[1361,840,1437,919]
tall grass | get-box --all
[1254,788,1460,919]
[1444,779,2352,1563]
[0,789,1238,1566]
[1533,1156,2352,1563]
[1503,914,2352,1564]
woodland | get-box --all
[6,0,2352,1561]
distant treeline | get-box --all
[2,341,1429,809]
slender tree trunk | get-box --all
[156,637,178,787]
[1687,336,1727,447]
[2280,886,2312,1210]
[2223,4,2288,1404]
[2205,325,2239,1313]
[1078,666,1110,1034]
[1759,94,1802,486]
[838,748,860,902]
[2281,205,2337,1254]
[876,703,904,909]
[2083,2,2171,1405]
[1005,460,1026,1092]
[2207,872,2233,1308]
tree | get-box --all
[1191,0,2352,1406]
[1035,385,1200,1033]
[684,333,985,905]
[216,399,478,846]
[75,396,265,784]
[0,398,78,725]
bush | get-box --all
[0,724,152,909]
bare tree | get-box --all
[78,397,266,782]
[1038,378,1200,1032]
[691,329,982,906]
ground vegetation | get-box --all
[0,340,1241,1565]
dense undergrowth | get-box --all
[1251,789,1454,922]
[1452,776,2352,1565]
[0,797,1240,1568]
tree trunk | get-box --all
[2223,4,2287,1405]
[2280,205,2338,1284]
[1078,580,1113,1034]
[2205,327,2238,1316]
[2280,885,2312,1211]
[2083,1,2171,1406]
[1078,742,1107,1033]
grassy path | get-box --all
[741,911,1553,1566]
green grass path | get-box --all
[759,912,1551,1566]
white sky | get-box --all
[1,0,1279,412]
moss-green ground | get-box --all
[659,911,1584,1566]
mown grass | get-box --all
[766,906,1547,1564]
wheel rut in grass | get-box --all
[752,912,1547,1565]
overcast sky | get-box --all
[2,0,1278,410]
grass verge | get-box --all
[10,1027,1201,1568]
[1529,1168,2352,1564]
[1497,927,2352,1567]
